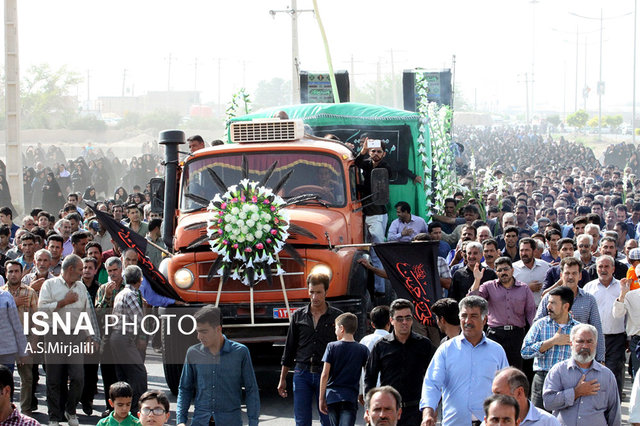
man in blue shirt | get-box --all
[420,295,508,425]
[177,305,259,426]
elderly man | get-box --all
[38,254,100,426]
[575,234,596,268]
[542,324,621,426]
[469,256,536,369]
[586,237,627,281]
[420,296,508,426]
[450,242,497,302]
[489,367,560,426]
[584,255,626,397]
[364,386,402,426]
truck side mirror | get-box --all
[150,177,165,212]
[371,168,389,205]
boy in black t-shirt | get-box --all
[319,313,370,426]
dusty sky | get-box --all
[11,0,639,115]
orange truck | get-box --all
[157,103,426,393]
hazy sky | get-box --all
[11,0,640,116]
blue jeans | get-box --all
[365,214,388,293]
[328,401,358,426]
[293,369,330,426]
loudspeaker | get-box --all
[403,69,452,111]
[300,70,350,104]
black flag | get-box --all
[373,241,441,327]
[86,201,183,302]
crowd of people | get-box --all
[4,127,640,426]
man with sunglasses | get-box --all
[365,299,435,426]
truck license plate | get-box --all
[273,308,298,319]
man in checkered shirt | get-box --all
[521,285,578,410]
[110,264,148,414]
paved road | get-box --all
[12,347,633,425]
[12,344,368,425]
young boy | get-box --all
[97,382,140,425]
[319,313,370,426]
[138,390,171,426]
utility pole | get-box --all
[634,0,637,144]
[122,69,127,97]
[194,57,198,91]
[390,49,397,108]
[598,8,603,141]
[4,0,23,215]
[167,53,172,91]
[217,58,221,116]
[86,69,90,104]
[269,1,313,104]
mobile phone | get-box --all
[368,139,382,149]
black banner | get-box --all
[373,241,441,327]
[86,202,183,302]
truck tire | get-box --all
[161,313,199,396]
[356,289,372,340]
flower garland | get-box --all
[207,178,289,286]
[414,72,433,215]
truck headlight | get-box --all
[309,264,332,282]
[174,268,195,289]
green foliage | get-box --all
[587,116,600,128]
[138,110,181,132]
[225,89,252,142]
[181,115,224,132]
[254,78,290,108]
[605,115,623,129]
[21,64,82,129]
[116,111,141,129]
[546,114,561,127]
[67,115,107,132]
[566,110,589,128]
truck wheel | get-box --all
[161,316,190,396]
[356,289,372,340]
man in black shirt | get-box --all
[278,271,342,426]
[355,137,392,297]
[450,241,498,301]
[365,298,435,426]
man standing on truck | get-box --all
[187,135,205,153]
[355,137,392,297]
[278,271,342,426]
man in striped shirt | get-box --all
[521,286,578,410]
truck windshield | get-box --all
[181,151,347,210]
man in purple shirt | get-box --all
[387,202,427,242]
[470,256,536,369]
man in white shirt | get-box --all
[38,254,100,426]
[584,254,626,397]
[513,238,551,306]
[613,270,640,377]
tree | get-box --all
[605,114,623,130]
[254,78,291,108]
[566,110,589,128]
[20,64,82,129]
[587,116,600,128]
[546,114,561,127]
